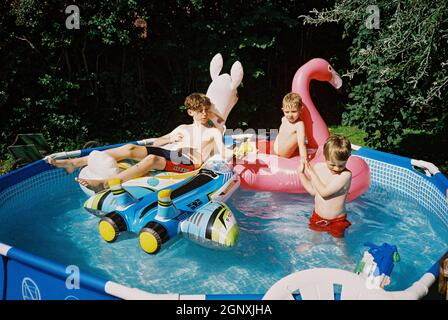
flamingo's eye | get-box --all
[328,65,332,72]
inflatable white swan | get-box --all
[79,53,244,196]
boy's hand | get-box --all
[304,160,313,175]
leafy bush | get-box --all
[303,0,448,149]
[0,0,348,157]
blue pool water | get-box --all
[0,172,447,295]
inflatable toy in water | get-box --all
[355,242,400,289]
[83,158,240,254]
[233,58,370,201]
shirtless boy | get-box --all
[48,93,235,191]
[298,135,352,238]
[273,92,307,162]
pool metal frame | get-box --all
[0,137,447,300]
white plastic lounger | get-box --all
[262,268,435,300]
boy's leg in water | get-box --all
[296,231,323,253]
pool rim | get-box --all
[0,139,447,300]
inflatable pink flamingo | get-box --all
[233,58,371,201]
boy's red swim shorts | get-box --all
[309,210,351,238]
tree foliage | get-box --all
[302,0,448,149]
[0,0,349,156]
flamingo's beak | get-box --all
[329,69,343,89]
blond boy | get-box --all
[48,93,235,191]
[298,135,352,238]
[273,92,308,162]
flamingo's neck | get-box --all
[292,68,329,147]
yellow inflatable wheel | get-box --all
[98,212,127,243]
[139,222,168,254]
[139,228,162,254]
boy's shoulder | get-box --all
[337,169,352,183]
[314,162,327,170]
[342,168,352,177]
[295,119,304,127]
[199,125,221,138]
[279,116,287,126]
[173,124,189,132]
[280,118,304,130]
[206,126,222,136]
[281,117,304,126]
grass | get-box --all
[329,125,368,146]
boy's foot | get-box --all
[75,177,106,193]
[47,157,77,175]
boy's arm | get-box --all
[296,121,308,162]
[298,161,316,196]
[307,163,352,199]
[152,126,184,147]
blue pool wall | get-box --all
[0,142,447,300]
[4,246,116,300]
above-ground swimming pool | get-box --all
[0,141,447,300]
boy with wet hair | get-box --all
[273,92,308,162]
[49,93,234,192]
[298,134,353,238]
